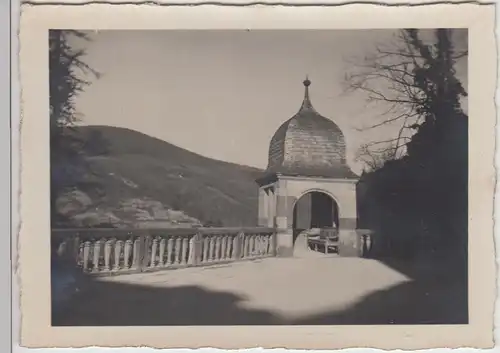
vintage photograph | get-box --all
[49,28,470,327]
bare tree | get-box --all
[355,142,399,172]
[345,29,467,163]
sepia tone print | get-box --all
[48,28,471,327]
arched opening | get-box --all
[292,191,339,243]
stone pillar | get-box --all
[294,193,312,230]
[286,196,296,229]
[275,180,294,257]
[258,187,267,226]
[338,229,361,257]
[338,217,360,257]
[267,186,275,228]
[337,182,360,257]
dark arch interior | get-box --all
[292,191,339,241]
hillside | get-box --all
[52,125,263,228]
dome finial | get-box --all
[303,75,311,87]
[300,75,313,110]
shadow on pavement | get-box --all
[53,257,468,326]
[53,279,285,326]
[294,277,467,325]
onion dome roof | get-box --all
[260,78,358,182]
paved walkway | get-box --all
[53,253,467,326]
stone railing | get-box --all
[52,227,277,276]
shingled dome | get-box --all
[263,78,358,180]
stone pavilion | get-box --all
[256,78,359,257]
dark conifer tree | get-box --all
[49,30,100,226]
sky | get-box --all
[72,29,468,175]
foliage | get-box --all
[49,30,99,130]
[351,29,468,264]
[50,30,101,225]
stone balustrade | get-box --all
[52,227,277,276]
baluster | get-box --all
[203,236,209,263]
[264,235,270,254]
[220,235,225,260]
[249,235,255,257]
[113,239,122,270]
[123,239,132,269]
[57,240,66,258]
[225,235,232,259]
[212,236,218,261]
[100,239,106,262]
[150,236,159,268]
[175,237,182,264]
[241,233,248,257]
[249,235,254,256]
[143,235,152,267]
[198,236,204,263]
[238,234,244,258]
[255,235,261,255]
[210,236,216,262]
[214,236,221,261]
[132,237,141,269]
[244,235,249,257]
[188,235,196,265]
[159,238,166,267]
[181,237,189,265]
[59,237,69,259]
[77,242,84,267]
[226,235,232,260]
[82,241,91,272]
[195,233,203,264]
[242,235,249,258]
[167,237,174,265]
[226,235,232,259]
[103,239,112,271]
[92,239,101,272]
[232,234,240,259]
[208,236,215,262]
[220,236,227,260]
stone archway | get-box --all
[292,190,339,254]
